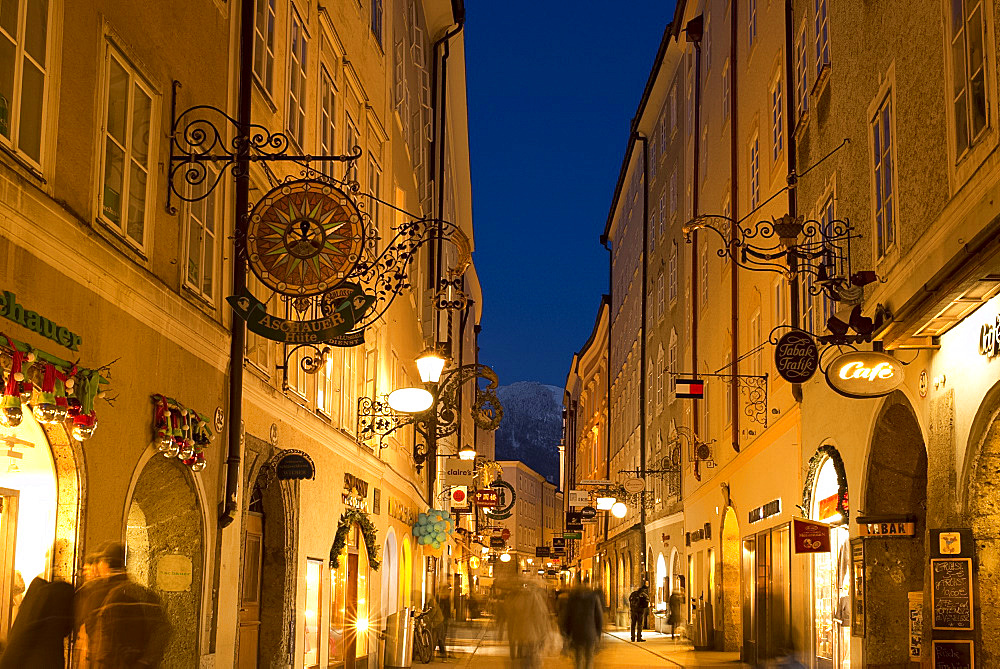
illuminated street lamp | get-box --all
[416,348,447,384]
[500,552,512,563]
[386,387,433,413]
[611,502,628,519]
[458,443,477,461]
[596,496,616,511]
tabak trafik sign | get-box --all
[825,351,904,399]
[774,330,818,382]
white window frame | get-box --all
[668,242,678,304]
[814,0,831,80]
[946,0,991,162]
[700,245,709,306]
[668,332,678,403]
[749,132,760,210]
[795,22,809,128]
[772,277,786,330]
[771,75,784,161]
[317,351,337,417]
[0,0,52,168]
[319,65,337,176]
[656,347,664,409]
[722,60,731,121]
[869,82,897,260]
[657,271,665,319]
[750,309,762,377]
[287,7,308,148]
[658,193,666,237]
[724,353,732,425]
[748,0,757,48]
[669,170,678,217]
[370,0,384,48]
[97,41,158,252]
[183,163,219,302]
[253,0,276,96]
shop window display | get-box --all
[328,525,370,668]
[811,456,851,668]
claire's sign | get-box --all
[825,351,903,399]
[774,330,818,382]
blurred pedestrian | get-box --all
[75,552,111,667]
[0,576,74,668]
[560,579,603,669]
[668,586,683,639]
[628,583,650,642]
[436,585,454,659]
[87,542,171,668]
[503,579,549,669]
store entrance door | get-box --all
[238,512,264,669]
[345,552,359,668]
[0,490,19,638]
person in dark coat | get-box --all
[628,584,650,642]
[0,576,75,668]
[560,582,603,669]
[87,542,171,668]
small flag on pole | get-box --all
[676,378,704,399]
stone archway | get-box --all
[862,393,927,666]
[721,506,741,652]
[126,453,205,668]
[965,381,1000,664]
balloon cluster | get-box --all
[412,508,455,554]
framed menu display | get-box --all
[930,558,973,631]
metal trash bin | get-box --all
[384,608,413,669]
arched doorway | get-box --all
[126,452,205,668]
[331,524,371,669]
[966,382,1000,664]
[804,445,852,668]
[237,468,290,669]
[381,530,398,625]
[0,412,81,638]
[863,396,926,665]
[721,506,740,651]
[655,553,667,609]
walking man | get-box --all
[560,578,603,669]
[628,583,650,643]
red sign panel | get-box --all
[793,517,831,553]
[475,489,499,507]
[500,528,511,541]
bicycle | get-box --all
[412,608,434,664]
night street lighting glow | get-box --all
[458,444,476,460]
[611,501,627,518]
[416,348,447,384]
[499,552,511,562]
[596,496,616,510]
[387,388,433,413]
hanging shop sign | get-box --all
[676,378,704,399]
[552,537,566,552]
[792,517,831,553]
[474,489,499,507]
[856,514,916,537]
[623,477,645,494]
[342,472,369,511]
[450,486,469,510]
[748,499,782,524]
[535,546,551,558]
[931,529,973,557]
[274,450,315,480]
[568,489,590,508]
[0,291,83,351]
[485,479,516,520]
[580,505,598,519]
[933,640,973,668]
[980,312,1000,359]
[443,457,475,486]
[565,511,584,532]
[930,557,973,631]
[578,479,614,486]
[227,283,374,345]
[774,330,819,382]
[489,536,505,549]
[825,351,904,399]
[563,531,582,540]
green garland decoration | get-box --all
[802,444,849,524]
[329,507,381,571]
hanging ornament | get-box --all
[32,364,60,424]
[71,411,97,441]
[53,378,69,423]
[189,452,207,472]
[0,343,24,428]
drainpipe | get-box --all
[602,241,612,546]
[730,0,741,454]
[687,16,703,472]
[219,0,255,529]
[784,0,803,403]
[637,132,649,582]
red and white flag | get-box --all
[676,378,704,399]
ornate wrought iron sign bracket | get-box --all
[669,371,768,427]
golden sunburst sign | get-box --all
[246,180,366,296]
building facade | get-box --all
[0,0,484,668]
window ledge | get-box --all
[793,111,810,142]
[0,144,46,185]
[811,63,831,98]
[181,284,218,319]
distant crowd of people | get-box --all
[0,542,169,668]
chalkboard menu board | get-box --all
[930,558,973,631]
[932,640,973,668]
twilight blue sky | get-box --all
[466,1,677,388]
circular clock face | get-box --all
[246,180,365,296]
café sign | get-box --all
[825,351,903,399]
[980,313,1000,359]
